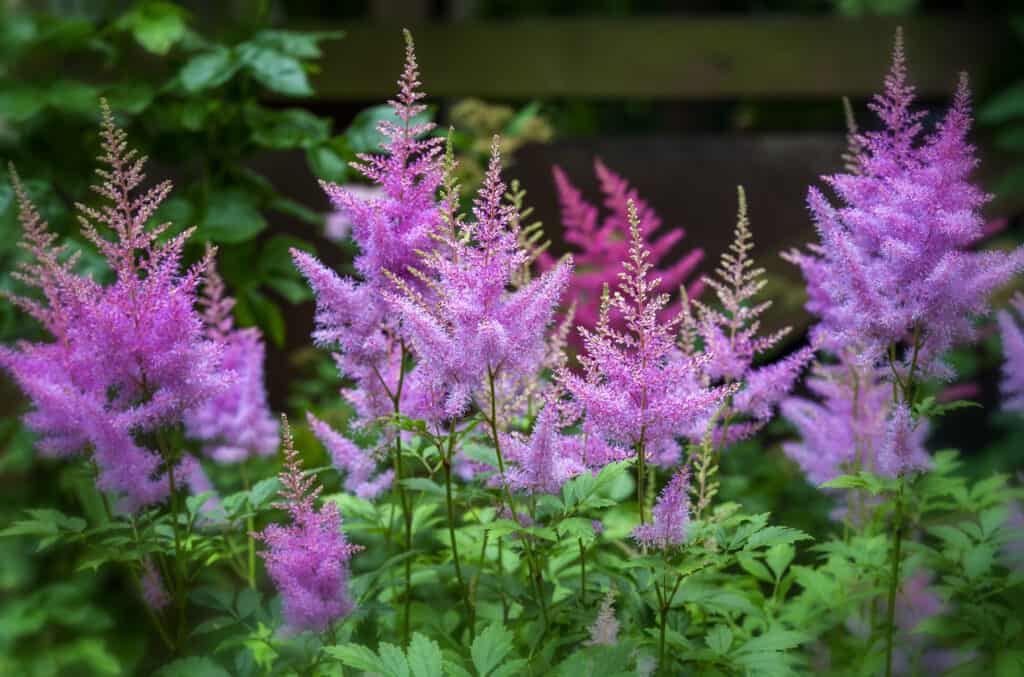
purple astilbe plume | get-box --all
[559,199,734,471]
[784,32,1024,375]
[781,355,929,485]
[998,293,1024,412]
[538,159,703,338]
[324,185,384,243]
[256,416,362,634]
[0,103,226,510]
[498,401,587,494]
[292,31,443,422]
[306,412,393,500]
[388,138,573,420]
[184,246,278,463]
[685,187,813,445]
[632,464,691,549]
[584,588,620,647]
[140,558,168,611]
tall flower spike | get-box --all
[538,159,703,341]
[306,412,393,500]
[256,415,362,633]
[388,137,573,420]
[998,293,1024,413]
[584,588,620,647]
[632,465,691,550]
[499,401,586,494]
[688,187,813,445]
[185,246,278,463]
[0,103,227,510]
[785,35,1024,375]
[559,199,734,470]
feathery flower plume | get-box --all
[184,246,278,463]
[499,401,586,494]
[584,588,620,647]
[0,103,226,510]
[538,159,703,339]
[632,465,691,549]
[388,137,573,420]
[781,355,929,485]
[686,187,813,445]
[256,415,362,633]
[306,412,393,499]
[140,558,169,611]
[559,199,734,470]
[784,32,1024,375]
[998,293,1024,412]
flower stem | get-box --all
[239,461,256,589]
[443,425,475,641]
[578,537,587,606]
[884,476,905,677]
[636,437,647,526]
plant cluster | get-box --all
[1,27,1023,677]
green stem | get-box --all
[240,461,256,589]
[884,476,905,677]
[578,538,587,606]
[165,460,187,647]
[443,425,475,640]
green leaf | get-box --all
[471,624,514,677]
[347,104,434,153]
[247,106,330,150]
[252,29,344,59]
[104,83,155,115]
[379,643,411,677]
[401,478,446,495]
[180,47,239,92]
[238,44,313,96]
[307,144,349,183]
[324,644,387,673]
[963,544,995,579]
[46,80,99,116]
[408,634,444,677]
[0,86,46,122]
[765,543,795,580]
[199,188,267,244]
[242,289,285,346]
[116,1,188,55]
[736,629,806,654]
[706,625,733,655]
[737,553,773,582]
[745,526,812,550]
[981,81,1024,125]
[155,656,231,677]
[0,509,87,549]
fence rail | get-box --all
[310,15,1005,100]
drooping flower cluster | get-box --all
[538,159,703,338]
[684,187,813,446]
[306,412,393,499]
[781,355,929,485]
[997,293,1024,412]
[559,200,733,467]
[293,30,444,424]
[388,139,574,420]
[184,246,278,463]
[784,33,1024,375]
[0,104,227,510]
[632,464,691,549]
[256,416,361,633]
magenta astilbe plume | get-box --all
[781,355,929,485]
[388,139,573,420]
[256,416,362,633]
[538,159,703,336]
[0,103,226,510]
[306,412,393,499]
[499,402,586,494]
[184,248,278,463]
[632,465,691,549]
[686,187,813,445]
[998,293,1024,412]
[784,33,1024,374]
[559,200,734,466]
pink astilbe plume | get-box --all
[998,293,1024,412]
[538,159,703,338]
[388,138,573,420]
[686,187,813,445]
[559,199,734,468]
[256,416,362,634]
[292,31,443,423]
[140,558,169,611]
[184,246,278,463]
[781,354,929,485]
[0,103,227,510]
[498,401,587,494]
[306,412,393,500]
[632,464,691,550]
[784,32,1024,375]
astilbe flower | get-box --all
[184,246,277,463]
[140,558,169,611]
[498,400,586,494]
[559,200,734,468]
[292,30,443,423]
[256,416,362,633]
[632,464,691,549]
[306,412,393,499]
[781,354,929,485]
[0,104,226,510]
[538,159,703,337]
[387,138,574,420]
[685,187,813,445]
[584,588,620,647]
[784,32,1024,375]
[998,293,1024,412]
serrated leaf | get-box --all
[706,625,733,654]
[408,633,444,677]
[737,629,806,654]
[737,553,773,582]
[324,644,387,673]
[378,643,410,677]
[155,656,231,677]
[745,526,812,550]
[180,47,239,92]
[765,543,795,580]
[471,624,514,677]
[238,44,312,97]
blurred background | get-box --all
[1,1,1022,673]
